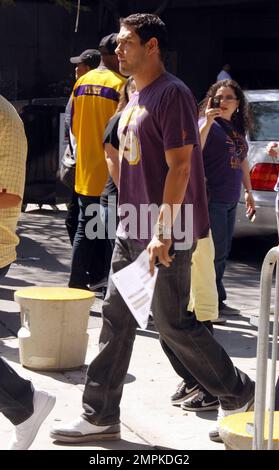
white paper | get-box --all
[111,250,158,329]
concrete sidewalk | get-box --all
[0,205,271,451]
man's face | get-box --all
[116,25,148,76]
[75,62,90,80]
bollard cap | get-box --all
[14,287,94,301]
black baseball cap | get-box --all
[70,49,101,68]
[98,33,118,55]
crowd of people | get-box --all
[0,12,278,450]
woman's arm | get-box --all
[241,158,255,214]
[199,99,221,149]
[104,143,120,187]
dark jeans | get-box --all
[69,194,107,289]
[81,237,254,425]
[100,203,118,281]
[0,265,34,425]
[65,189,79,246]
[208,201,237,304]
[160,320,215,395]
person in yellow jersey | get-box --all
[0,95,56,450]
[69,34,126,290]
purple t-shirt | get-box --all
[117,72,209,247]
[201,118,248,203]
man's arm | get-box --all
[147,144,192,274]
[104,143,120,187]
[0,192,22,209]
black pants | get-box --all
[160,320,215,394]
[0,265,34,425]
[81,237,254,425]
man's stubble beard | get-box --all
[119,64,133,77]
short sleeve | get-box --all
[158,85,200,151]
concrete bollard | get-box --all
[219,411,279,450]
[15,287,94,371]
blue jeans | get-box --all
[0,265,34,425]
[208,201,237,304]
[81,237,254,425]
[69,194,107,289]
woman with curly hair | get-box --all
[199,79,255,316]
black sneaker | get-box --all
[219,302,240,316]
[171,381,199,405]
[181,390,220,412]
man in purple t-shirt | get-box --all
[51,13,254,445]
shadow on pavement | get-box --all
[52,438,164,450]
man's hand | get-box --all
[0,192,21,209]
[147,236,173,276]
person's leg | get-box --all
[162,320,214,388]
[51,237,143,445]
[0,269,56,449]
[69,194,102,289]
[97,204,113,283]
[0,264,11,279]
[225,202,237,261]
[82,238,143,425]
[0,266,34,425]
[188,232,218,321]
[0,358,34,425]
[209,202,234,305]
[65,190,79,245]
[152,248,254,410]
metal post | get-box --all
[252,246,279,450]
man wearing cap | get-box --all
[64,49,100,247]
[70,49,101,81]
[68,33,126,290]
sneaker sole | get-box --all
[181,403,220,412]
[26,395,56,449]
[209,395,254,443]
[50,431,121,443]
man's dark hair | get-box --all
[120,13,168,60]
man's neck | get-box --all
[134,62,166,91]
[98,58,119,74]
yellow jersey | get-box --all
[71,68,126,196]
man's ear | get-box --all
[146,37,159,55]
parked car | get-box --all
[234,90,279,237]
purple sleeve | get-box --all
[158,85,200,151]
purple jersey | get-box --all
[201,118,248,203]
[117,72,209,246]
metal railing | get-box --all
[252,246,279,449]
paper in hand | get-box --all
[111,250,158,329]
